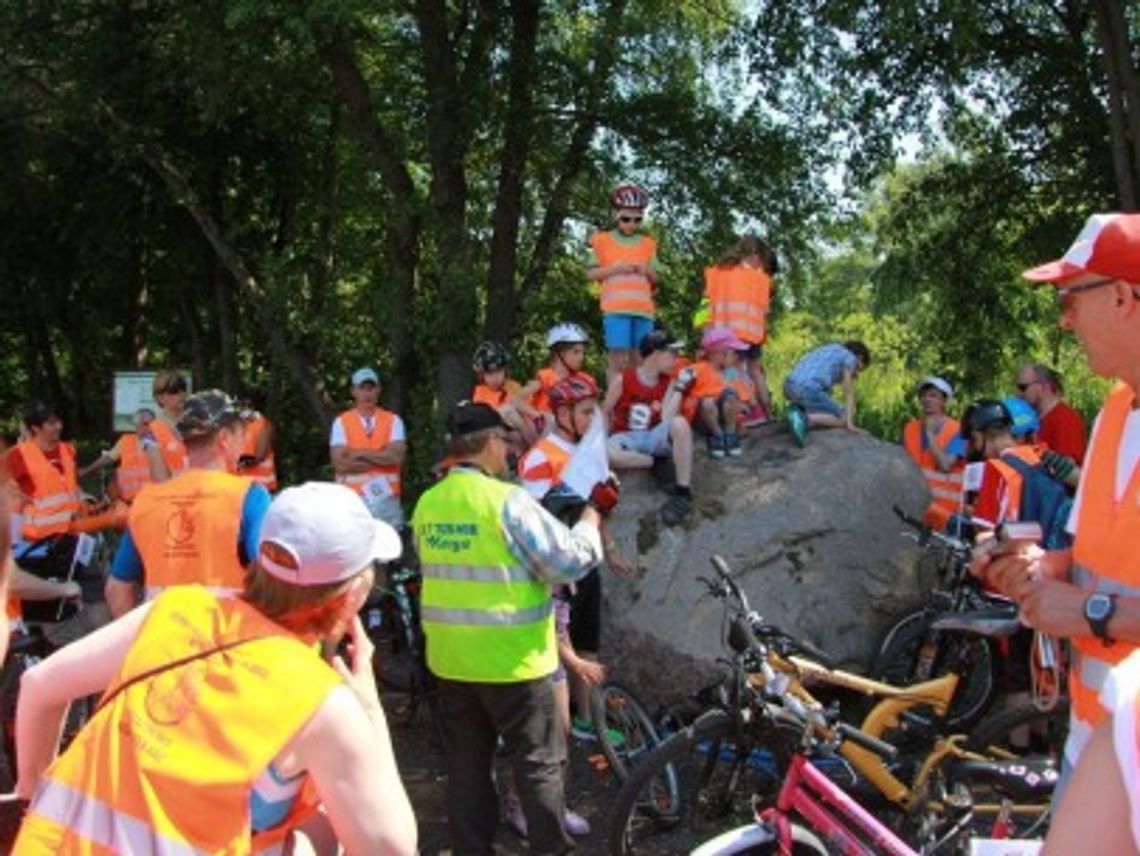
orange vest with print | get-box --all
[240,417,278,492]
[151,419,188,476]
[13,586,341,856]
[473,380,521,410]
[334,408,402,497]
[16,441,80,541]
[704,264,771,345]
[984,444,1045,523]
[902,418,964,529]
[528,367,564,415]
[128,469,250,600]
[115,434,152,503]
[681,361,727,423]
[519,436,573,493]
[590,230,657,318]
[1067,383,1140,758]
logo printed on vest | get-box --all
[164,504,197,553]
[420,521,478,553]
[145,659,208,726]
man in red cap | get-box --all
[974,213,1140,801]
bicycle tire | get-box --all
[607,709,781,856]
[966,698,1069,760]
[869,608,995,731]
[690,820,828,856]
[590,681,667,783]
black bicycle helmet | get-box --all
[960,399,1011,438]
[472,341,510,373]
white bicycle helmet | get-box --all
[545,322,590,349]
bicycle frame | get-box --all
[764,754,916,856]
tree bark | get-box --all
[484,0,541,344]
[321,36,422,413]
[1093,0,1139,209]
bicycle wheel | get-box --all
[966,698,1069,760]
[365,597,420,693]
[690,820,828,856]
[869,609,995,731]
[607,709,781,855]
[590,681,666,782]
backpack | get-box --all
[1000,452,1074,550]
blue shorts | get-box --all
[603,314,654,351]
[784,381,845,418]
[609,421,672,457]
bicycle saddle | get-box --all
[929,607,1022,638]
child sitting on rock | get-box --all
[675,326,746,459]
[471,340,539,446]
[513,322,594,430]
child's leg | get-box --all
[720,391,742,432]
[669,416,694,488]
[697,397,722,435]
[607,435,654,470]
[746,355,772,412]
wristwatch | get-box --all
[1083,592,1118,646]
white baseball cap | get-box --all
[351,367,380,386]
[917,376,953,399]
[258,482,402,585]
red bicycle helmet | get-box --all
[548,374,599,409]
[610,183,649,210]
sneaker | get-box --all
[570,716,626,748]
[742,402,769,428]
[650,454,677,490]
[724,432,743,457]
[706,434,726,459]
[504,791,528,838]
[660,492,692,527]
[787,405,809,447]
[563,809,591,837]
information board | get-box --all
[111,371,193,432]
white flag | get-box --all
[560,406,610,501]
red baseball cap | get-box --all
[1022,213,1140,286]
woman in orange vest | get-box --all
[901,376,964,530]
[703,234,777,425]
[78,407,157,528]
[587,184,661,381]
[4,403,82,544]
[236,388,278,492]
[13,481,417,855]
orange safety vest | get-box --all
[680,361,727,423]
[902,418,964,529]
[240,417,278,492]
[14,586,341,855]
[519,435,574,492]
[334,408,402,497]
[115,434,152,502]
[528,367,564,415]
[1066,382,1140,764]
[983,445,1045,524]
[590,230,657,318]
[16,441,81,541]
[151,419,189,476]
[6,596,23,634]
[703,264,771,345]
[128,469,250,601]
[472,380,521,410]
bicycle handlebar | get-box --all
[893,504,970,556]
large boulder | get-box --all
[600,423,935,707]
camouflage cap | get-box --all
[175,389,246,439]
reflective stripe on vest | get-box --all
[703,265,770,345]
[591,230,656,318]
[414,469,557,682]
[16,441,81,541]
[335,409,402,497]
[128,469,249,592]
[26,780,209,856]
[1065,382,1140,752]
[13,587,340,855]
[115,434,152,502]
[902,419,964,518]
[145,584,242,602]
[240,418,278,492]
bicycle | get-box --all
[361,545,445,745]
[606,555,1060,854]
[589,680,677,787]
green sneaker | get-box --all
[570,716,626,748]
[787,405,809,447]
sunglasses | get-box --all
[618,216,643,224]
[1055,276,1117,312]
[1015,381,1037,392]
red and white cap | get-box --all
[1022,213,1140,285]
[258,482,402,586]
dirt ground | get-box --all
[389,699,626,856]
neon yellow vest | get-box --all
[413,468,556,682]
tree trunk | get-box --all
[321,36,422,412]
[1093,0,1138,209]
[484,0,541,344]
[1099,0,1140,205]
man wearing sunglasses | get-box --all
[587,183,661,381]
[1015,361,1087,467]
[974,213,1140,811]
